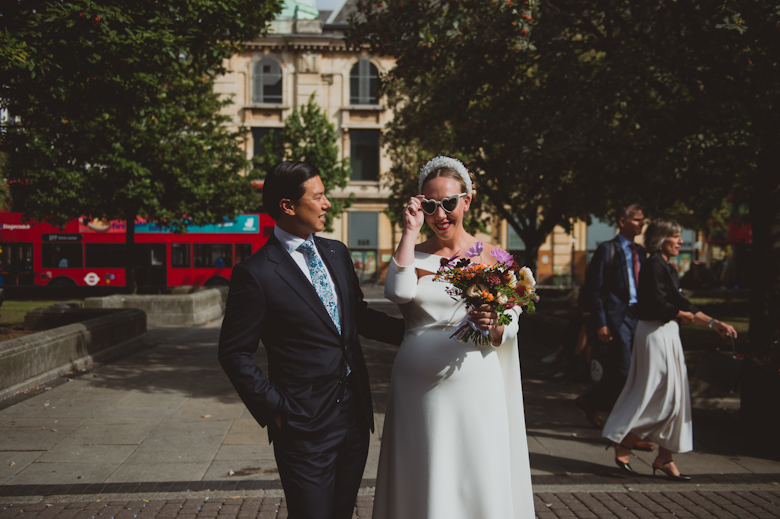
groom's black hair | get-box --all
[263,161,321,220]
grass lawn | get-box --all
[0,300,84,330]
[682,297,750,354]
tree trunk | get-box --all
[125,214,137,295]
[748,133,780,351]
[523,241,541,277]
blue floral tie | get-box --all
[298,240,341,334]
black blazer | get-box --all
[218,234,404,442]
[635,252,699,322]
[583,236,646,331]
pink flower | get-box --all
[465,241,483,258]
[490,248,514,266]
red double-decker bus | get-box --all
[0,211,274,288]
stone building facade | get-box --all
[214,3,399,283]
[214,1,699,285]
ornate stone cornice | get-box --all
[243,34,348,52]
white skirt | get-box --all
[602,319,693,453]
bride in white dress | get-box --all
[373,157,535,519]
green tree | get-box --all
[349,0,613,272]
[539,0,779,352]
[255,94,354,232]
[350,0,779,349]
[1,0,282,292]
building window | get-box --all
[586,217,616,253]
[253,58,282,104]
[350,57,379,105]
[252,127,283,162]
[350,130,380,181]
[348,212,379,285]
[507,225,526,266]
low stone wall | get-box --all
[0,307,148,399]
[84,288,224,326]
[23,302,120,331]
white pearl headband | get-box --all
[418,156,472,195]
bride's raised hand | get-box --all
[394,196,426,266]
[403,195,426,234]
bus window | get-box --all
[0,243,34,284]
[85,243,125,267]
[236,243,252,263]
[194,244,233,268]
[42,243,83,268]
[171,244,191,268]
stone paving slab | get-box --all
[1,490,779,519]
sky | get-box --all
[316,0,344,11]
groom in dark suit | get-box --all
[576,203,647,431]
[218,161,404,519]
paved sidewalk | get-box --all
[1,491,779,519]
[1,288,779,518]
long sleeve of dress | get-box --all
[384,257,419,304]
[498,305,522,346]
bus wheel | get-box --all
[204,276,230,287]
[48,277,77,288]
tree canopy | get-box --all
[1,0,282,290]
[349,0,779,348]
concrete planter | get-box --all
[84,288,224,326]
[0,308,147,398]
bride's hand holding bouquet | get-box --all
[435,240,539,346]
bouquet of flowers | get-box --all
[434,241,539,346]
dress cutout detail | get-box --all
[373,252,535,519]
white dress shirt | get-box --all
[273,225,342,321]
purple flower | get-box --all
[465,241,483,258]
[490,248,514,266]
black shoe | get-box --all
[652,460,691,481]
[615,457,633,474]
[607,442,633,474]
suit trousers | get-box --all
[273,377,370,519]
[584,310,638,412]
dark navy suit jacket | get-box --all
[583,236,646,333]
[218,234,404,442]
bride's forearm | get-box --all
[490,325,505,346]
[393,229,419,267]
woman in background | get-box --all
[602,218,737,480]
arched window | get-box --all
[253,58,282,104]
[350,57,379,105]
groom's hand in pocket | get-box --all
[275,415,282,429]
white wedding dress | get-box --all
[373,252,535,519]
